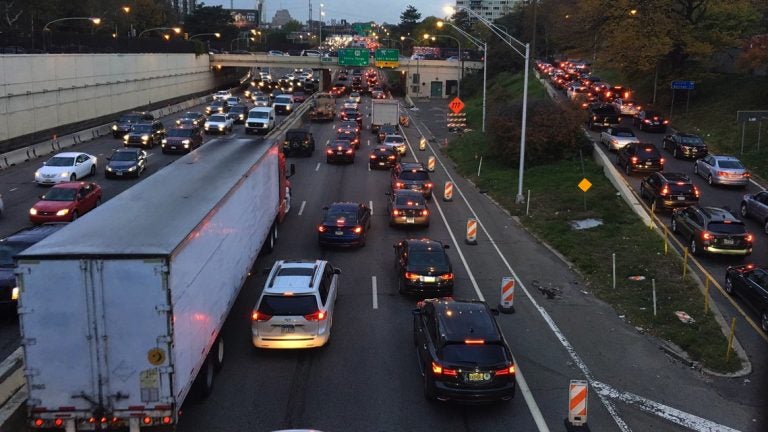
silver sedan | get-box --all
[600,127,639,151]
[741,191,768,234]
[693,154,750,187]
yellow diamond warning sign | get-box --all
[578,178,592,192]
[448,97,465,114]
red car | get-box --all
[29,182,102,224]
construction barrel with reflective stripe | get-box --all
[426,155,436,172]
[499,277,515,313]
[443,181,453,201]
[567,380,588,428]
[465,218,477,245]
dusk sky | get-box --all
[205,1,446,25]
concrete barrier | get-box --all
[2,148,32,167]
[590,141,652,227]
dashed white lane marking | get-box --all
[315,162,321,172]
[371,276,378,309]
[592,381,740,432]
[298,200,306,216]
[369,200,374,215]
[8,188,16,192]
[367,139,371,146]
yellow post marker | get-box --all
[418,136,427,151]
[682,248,688,278]
[725,317,737,362]
[663,225,668,255]
[704,278,710,314]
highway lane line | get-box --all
[298,200,306,216]
[409,119,630,432]
[315,162,321,172]
[592,381,740,432]
[369,200,374,215]
[367,139,371,146]
[401,128,551,432]
[371,276,378,309]
[8,188,16,192]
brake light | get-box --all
[318,225,326,233]
[464,339,484,344]
[663,120,669,124]
[431,362,457,376]
[392,209,400,216]
[439,273,454,281]
[425,182,433,189]
[388,155,396,160]
[251,311,271,321]
[326,149,333,154]
[346,149,354,154]
[743,172,750,177]
[660,186,669,196]
[304,310,327,321]
[745,234,753,242]
[702,231,712,240]
[404,272,421,280]
[395,182,404,188]
[717,171,726,176]
[693,186,700,198]
[630,156,638,164]
[421,209,429,216]
[495,365,516,376]
[443,368,458,376]
[33,419,44,427]
[353,226,363,234]
[370,154,377,159]
[660,158,665,164]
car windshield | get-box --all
[386,136,404,144]
[680,136,704,145]
[0,243,29,266]
[399,171,429,181]
[325,207,358,224]
[249,111,269,119]
[209,115,226,122]
[276,96,293,103]
[46,157,74,167]
[42,188,77,201]
[230,107,246,113]
[131,124,152,133]
[717,160,743,169]
[168,128,193,137]
[332,141,351,148]
[182,112,201,119]
[111,151,138,161]
[707,222,746,234]
[395,195,425,206]
[338,132,355,140]
[614,130,635,137]
[408,249,449,270]
[258,295,317,316]
[441,344,508,365]
[119,114,141,123]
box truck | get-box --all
[370,99,400,134]
[16,137,293,431]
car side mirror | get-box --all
[443,245,450,249]
[39,194,44,199]
[106,157,111,161]
[412,308,421,316]
[490,308,500,316]
[334,268,341,275]
[322,206,329,211]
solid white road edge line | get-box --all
[403,127,550,432]
[369,200,374,216]
[371,276,378,310]
[298,200,306,216]
[315,162,321,172]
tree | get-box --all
[400,5,421,25]
[183,5,235,39]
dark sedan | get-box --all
[105,148,147,178]
[161,125,203,154]
[369,145,399,170]
[662,132,708,159]
[326,140,356,164]
[336,130,360,149]
[394,238,453,296]
[725,265,768,332]
[175,111,206,127]
[617,143,664,175]
[633,109,669,132]
[318,202,371,247]
[414,298,516,403]
[671,206,753,257]
[387,190,429,227]
[112,111,154,138]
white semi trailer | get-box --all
[16,137,293,431]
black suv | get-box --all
[205,100,229,115]
[391,162,434,199]
[0,223,68,316]
[124,121,166,148]
[413,298,516,402]
[725,265,768,333]
[639,172,699,212]
[369,145,399,170]
[586,103,620,130]
[671,206,753,257]
[112,111,154,138]
[377,124,398,143]
[394,238,453,296]
[283,128,315,157]
[617,142,664,175]
[662,132,708,159]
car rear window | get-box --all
[615,130,635,137]
[718,160,743,169]
[395,195,425,206]
[707,222,746,234]
[258,295,317,316]
[441,344,508,365]
[168,129,193,137]
[408,250,449,270]
[680,136,704,145]
[399,171,429,181]
[0,243,31,266]
[119,114,142,123]
[668,183,693,193]
[325,208,357,224]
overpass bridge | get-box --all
[210,53,482,99]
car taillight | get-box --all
[693,187,700,198]
[663,120,669,124]
[392,209,400,216]
[326,149,333,154]
[346,149,354,154]
[353,226,363,234]
[717,171,726,176]
[660,158,665,164]
[425,182,433,188]
[421,209,429,216]
[395,182,404,188]
[318,225,326,233]
[495,365,516,376]
[388,155,396,160]
[439,273,454,281]
[743,172,750,177]
[660,186,669,196]
[404,272,421,280]
[370,154,377,159]
[251,311,271,321]
[630,156,638,164]
[304,310,327,321]
[745,234,753,242]
[702,231,712,240]
[431,362,457,376]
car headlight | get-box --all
[176,120,181,125]
[112,125,118,130]
[286,106,291,110]
[34,170,40,177]
[128,166,137,172]
[141,135,149,141]
[56,209,70,216]
[182,139,190,145]
[218,126,224,130]
[184,143,190,148]
[29,208,37,215]
[162,139,167,144]
[124,134,129,140]
[60,172,70,177]
[106,166,113,172]
[204,125,210,129]
[11,286,19,301]
[239,115,244,119]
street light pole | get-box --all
[42,17,102,51]
[401,36,420,97]
[138,26,182,38]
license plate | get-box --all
[116,172,123,176]
[335,231,344,236]
[281,326,295,334]
[677,196,685,201]
[723,239,734,245]
[336,152,344,155]
[378,162,386,166]
[422,276,436,283]
[406,217,415,224]
[467,372,489,382]
[170,146,177,150]
[645,161,653,166]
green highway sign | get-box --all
[374,49,399,68]
[352,23,372,36]
[338,48,369,67]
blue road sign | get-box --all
[671,80,694,90]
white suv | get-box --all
[251,260,340,349]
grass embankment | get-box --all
[598,69,768,180]
[445,74,741,372]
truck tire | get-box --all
[213,337,224,372]
[261,223,277,254]
[195,356,215,399]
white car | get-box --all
[349,92,361,104]
[300,49,321,57]
[226,96,242,106]
[212,90,232,101]
[612,98,642,116]
[204,114,234,135]
[253,95,270,107]
[342,99,358,110]
[383,134,407,155]
[35,152,97,185]
[272,94,295,114]
[251,260,340,349]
